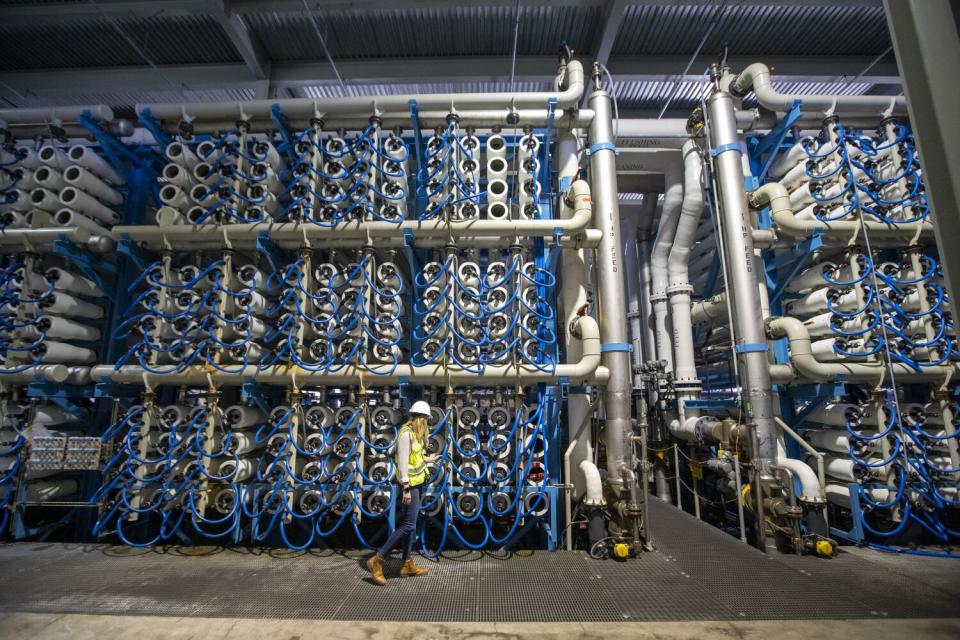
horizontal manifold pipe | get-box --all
[139,61,585,123]
[767,316,960,383]
[0,364,70,383]
[114,185,595,249]
[749,182,933,245]
[729,63,908,116]
[93,317,607,388]
[0,105,114,125]
[0,227,91,250]
[155,110,593,135]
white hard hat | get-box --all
[410,400,431,417]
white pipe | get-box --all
[158,184,191,210]
[557,132,594,501]
[32,166,65,191]
[68,145,125,185]
[44,267,103,297]
[749,182,933,245]
[4,189,32,212]
[35,315,101,341]
[32,340,96,363]
[15,145,43,170]
[729,63,907,115]
[0,211,27,228]
[38,146,71,170]
[691,293,728,326]
[165,141,200,169]
[41,291,104,319]
[563,438,577,551]
[161,163,194,189]
[29,188,62,212]
[58,187,118,225]
[94,314,606,386]
[0,105,113,125]
[666,139,704,387]
[650,155,684,373]
[138,60,585,122]
[52,208,113,237]
[636,194,658,370]
[767,316,960,382]
[579,459,605,506]
[116,189,595,246]
[775,456,825,504]
[62,165,123,205]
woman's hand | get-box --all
[426,454,439,464]
[402,490,412,506]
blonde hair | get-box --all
[405,415,429,443]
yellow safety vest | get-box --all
[397,426,427,487]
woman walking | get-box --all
[366,400,434,585]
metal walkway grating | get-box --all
[0,499,956,622]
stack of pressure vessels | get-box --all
[1,403,84,524]
[1,255,106,372]
[1,143,123,235]
[96,118,557,551]
[413,254,556,371]
[770,117,958,543]
[94,389,551,550]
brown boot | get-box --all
[366,554,387,585]
[400,559,429,577]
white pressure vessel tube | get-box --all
[59,187,119,224]
[52,209,112,236]
[68,146,125,185]
[63,165,123,205]
[38,146,71,170]
[165,141,199,169]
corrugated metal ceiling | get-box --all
[0,2,895,113]
[613,3,890,57]
[0,14,240,71]
[245,5,603,62]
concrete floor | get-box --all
[3,613,960,640]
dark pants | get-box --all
[377,486,420,561]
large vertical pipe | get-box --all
[667,139,704,399]
[636,193,658,369]
[650,163,685,375]
[588,76,633,491]
[622,207,643,385]
[705,67,778,548]
[557,128,593,498]
[637,191,671,502]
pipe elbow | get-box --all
[579,460,606,506]
[729,63,771,98]
[749,182,790,211]
[559,60,586,108]
[776,456,825,504]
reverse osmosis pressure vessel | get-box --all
[68,145,125,185]
[52,208,111,236]
[63,165,123,205]
[59,187,118,224]
[33,166,65,191]
[165,141,200,169]
[38,146,71,170]
[224,405,266,429]
[44,267,103,298]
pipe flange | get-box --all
[583,497,606,508]
[665,283,694,295]
[649,291,668,303]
